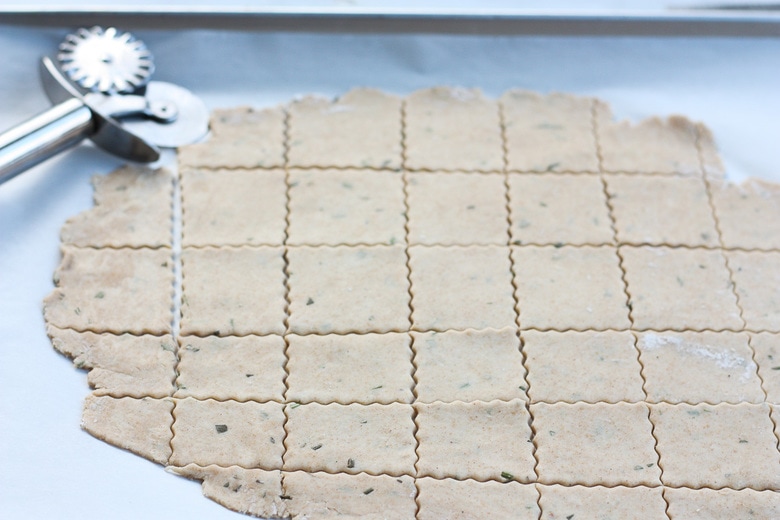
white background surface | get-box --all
[1,9,780,519]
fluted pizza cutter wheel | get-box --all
[0,26,209,184]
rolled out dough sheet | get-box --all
[44,87,780,518]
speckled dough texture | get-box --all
[44,88,780,518]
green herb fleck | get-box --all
[185,344,200,352]
[634,465,644,471]
[306,298,315,306]
[290,403,301,409]
[539,201,548,208]
[553,242,564,248]
[94,291,105,299]
[566,515,574,520]
[74,360,86,369]
[646,463,655,467]
[739,439,749,444]
[347,458,355,468]
[270,436,275,444]
[234,485,242,493]
[161,343,175,352]
[223,482,230,488]
[518,385,527,391]
[500,471,514,481]
[215,424,228,434]
[459,382,471,389]
[772,366,780,371]
[312,444,323,451]
[74,307,81,315]
[549,430,556,436]
[545,162,560,172]
[246,373,254,378]
[363,488,374,495]
[371,385,384,390]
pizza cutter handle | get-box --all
[0,97,94,185]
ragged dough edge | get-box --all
[594,99,702,176]
[47,325,177,398]
[167,464,288,519]
[59,165,174,248]
[81,394,174,466]
[42,246,175,335]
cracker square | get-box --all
[650,403,780,489]
[175,335,286,402]
[538,484,667,520]
[404,87,503,172]
[606,175,718,246]
[523,330,644,403]
[406,172,508,245]
[508,173,613,246]
[750,333,780,403]
[282,472,417,519]
[637,331,763,404]
[288,88,402,169]
[82,395,173,465]
[711,179,780,250]
[48,327,176,398]
[414,400,535,482]
[665,488,780,519]
[60,166,172,248]
[178,106,285,169]
[287,169,405,246]
[287,245,410,334]
[409,245,516,331]
[727,250,780,331]
[43,247,173,334]
[412,328,526,403]
[417,478,540,520]
[532,402,659,486]
[283,403,416,476]
[170,398,284,468]
[180,247,286,336]
[285,333,414,405]
[181,168,287,247]
[620,246,742,331]
[511,245,630,330]
[501,90,598,173]
[595,103,700,175]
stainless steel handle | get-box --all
[0,98,94,184]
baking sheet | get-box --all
[1,12,779,519]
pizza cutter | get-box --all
[0,26,209,184]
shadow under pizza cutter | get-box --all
[0,26,209,184]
